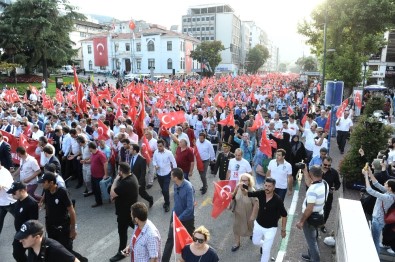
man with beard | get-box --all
[245,178,287,262]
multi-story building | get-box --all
[80,24,200,76]
[181,4,242,75]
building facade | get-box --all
[80,24,200,76]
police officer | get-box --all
[39,172,87,262]
[15,220,80,262]
[7,182,39,262]
[214,142,235,180]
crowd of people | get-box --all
[0,71,391,262]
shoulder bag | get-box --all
[306,181,328,227]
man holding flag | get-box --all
[162,168,195,262]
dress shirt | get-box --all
[61,134,72,156]
[35,143,55,167]
[196,139,215,161]
[70,138,81,155]
[173,179,195,221]
[130,220,161,262]
[19,155,40,185]
[31,130,44,140]
[0,167,17,206]
[152,149,177,176]
[148,138,158,152]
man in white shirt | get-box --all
[31,125,44,140]
[336,109,353,154]
[300,122,318,163]
[13,147,41,201]
[152,139,177,212]
[266,149,293,201]
[145,130,158,189]
[0,164,16,235]
[35,136,55,168]
[312,127,328,158]
[195,132,216,195]
[227,148,252,181]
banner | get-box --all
[93,37,109,66]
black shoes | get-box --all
[83,192,93,197]
[301,254,310,261]
[321,226,327,233]
[91,203,102,208]
[201,187,207,195]
[149,197,154,208]
[109,251,125,262]
[164,204,170,212]
[231,245,240,252]
[146,184,153,189]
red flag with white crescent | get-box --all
[90,92,100,108]
[336,98,349,118]
[19,133,40,163]
[259,129,272,158]
[354,91,362,109]
[97,120,110,141]
[141,136,152,164]
[249,113,264,132]
[174,212,193,253]
[56,89,64,103]
[301,111,308,126]
[93,37,109,66]
[287,106,294,116]
[157,111,186,129]
[213,93,226,108]
[193,145,204,172]
[211,181,234,218]
[115,106,123,119]
[324,112,331,132]
[133,88,145,139]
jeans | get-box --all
[371,216,385,254]
[253,163,265,189]
[198,160,210,189]
[0,203,15,235]
[183,172,190,181]
[302,221,320,262]
[275,188,287,202]
[252,221,277,262]
[162,217,195,262]
[157,174,171,206]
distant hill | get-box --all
[88,14,117,24]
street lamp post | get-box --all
[363,61,368,87]
[321,1,328,97]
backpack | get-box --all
[383,196,395,224]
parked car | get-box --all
[59,65,73,75]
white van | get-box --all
[59,65,73,75]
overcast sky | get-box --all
[68,0,324,64]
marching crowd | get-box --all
[0,72,369,262]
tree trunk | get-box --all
[42,56,48,88]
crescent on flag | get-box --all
[162,115,171,125]
[219,185,232,199]
[97,43,105,55]
[98,127,104,135]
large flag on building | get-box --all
[93,37,109,66]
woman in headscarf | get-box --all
[289,135,306,180]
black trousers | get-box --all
[337,131,349,153]
[324,192,334,223]
[72,157,83,185]
[117,215,132,252]
[13,238,27,262]
[46,222,73,251]
[91,177,103,205]
[162,217,195,262]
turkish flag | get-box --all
[203,94,211,106]
[90,92,100,108]
[227,100,235,109]
[259,129,272,158]
[42,95,53,110]
[93,37,109,66]
[324,112,331,132]
[355,91,362,109]
[189,97,197,111]
[133,89,145,139]
[141,136,152,164]
[115,106,123,119]
[301,111,308,126]
[74,67,87,113]
[174,212,193,254]
[217,113,235,127]
[97,88,111,101]
[1,131,18,152]
[249,113,264,132]
[97,120,110,141]
[213,93,226,108]
[112,91,123,106]
[8,90,20,103]
[193,145,204,172]
[211,181,234,219]
[336,98,349,118]
[129,20,136,30]
[287,106,294,116]
[250,92,257,103]
[157,111,186,129]
[56,89,64,104]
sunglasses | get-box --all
[193,236,205,244]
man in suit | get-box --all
[130,144,154,207]
[31,114,44,131]
[0,132,13,170]
[1,119,11,133]
[214,141,235,180]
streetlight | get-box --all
[362,61,368,87]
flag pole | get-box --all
[173,211,177,262]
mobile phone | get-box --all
[242,184,248,190]
[382,156,387,163]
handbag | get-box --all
[306,181,328,227]
[382,197,395,224]
[100,176,113,202]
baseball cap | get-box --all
[6,181,26,194]
[15,220,44,240]
[38,172,57,184]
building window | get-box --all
[100,66,107,70]
[147,40,155,51]
[206,27,210,31]
[192,28,196,32]
[180,41,184,51]
[211,16,214,20]
[187,18,191,22]
[183,18,187,22]
[180,57,185,69]
[80,32,86,37]
[89,60,92,70]
[197,37,200,40]
[197,18,200,22]
[114,43,119,52]
[136,43,141,52]
[167,41,172,51]
[210,26,214,30]
[125,43,130,51]
[167,58,172,69]
[197,27,200,31]
[148,59,155,69]
[137,59,141,70]
[183,28,187,33]
[87,45,92,54]
[202,27,205,31]
[210,36,214,40]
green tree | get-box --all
[0,0,85,85]
[245,44,269,74]
[278,63,287,73]
[296,56,318,72]
[298,0,395,95]
[189,41,224,77]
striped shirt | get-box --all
[302,180,328,214]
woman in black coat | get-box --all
[289,135,306,180]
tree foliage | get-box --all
[278,63,287,73]
[246,44,269,74]
[0,0,85,83]
[339,96,393,184]
[189,41,224,77]
[296,56,318,72]
[298,0,395,95]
